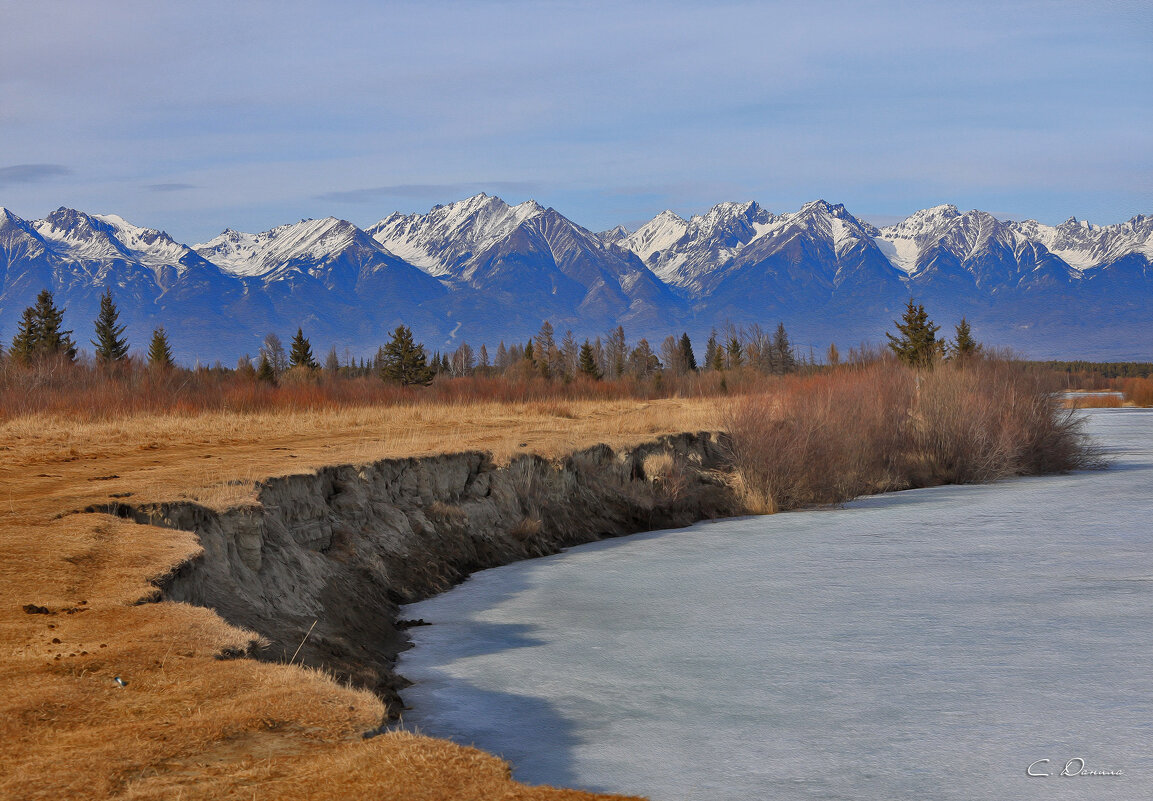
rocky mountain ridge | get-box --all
[1,195,1149,361]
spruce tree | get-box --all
[534,321,557,379]
[91,289,129,365]
[256,354,277,383]
[288,327,317,369]
[379,325,433,386]
[9,306,41,364]
[578,340,601,379]
[773,322,796,374]
[704,330,720,371]
[147,327,174,369]
[887,299,941,368]
[726,336,743,369]
[10,290,76,363]
[679,333,697,372]
[951,317,981,361]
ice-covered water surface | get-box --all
[398,410,1153,800]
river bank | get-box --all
[122,432,740,713]
[0,397,724,801]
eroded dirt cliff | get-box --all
[95,432,739,715]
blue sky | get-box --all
[1,0,1149,242]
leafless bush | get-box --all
[725,357,1101,513]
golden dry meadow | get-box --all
[1,397,726,801]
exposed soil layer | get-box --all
[92,433,739,715]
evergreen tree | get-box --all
[704,329,721,371]
[534,321,557,379]
[324,345,340,373]
[10,289,76,363]
[478,343,491,371]
[887,299,941,368]
[379,325,433,385]
[578,340,601,379]
[9,306,41,364]
[679,332,697,372]
[950,317,981,361]
[288,328,317,369]
[773,322,796,374]
[256,354,277,383]
[726,336,743,369]
[147,327,174,369]
[91,289,129,365]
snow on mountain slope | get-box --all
[24,208,216,282]
[195,217,379,278]
[873,205,1082,290]
[623,210,689,262]
[367,193,545,277]
[629,201,772,289]
[872,205,964,274]
[625,199,894,296]
[1012,215,1153,272]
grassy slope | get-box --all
[1,397,723,801]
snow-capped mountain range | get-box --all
[1,195,1149,362]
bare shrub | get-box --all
[725,357,1100,513]
[1122,376,1153,407]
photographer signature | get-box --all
[1027,757,1123,778]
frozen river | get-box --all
[398,409,1153,800]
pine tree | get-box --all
[9,306,41,364]
[887,299,941,368]
[726,336,743,369]
[578,340,601,379]
[379,325,433,386]
[679,333,697,372]
[287,328,317,369]
[256,354,277,383]
[10,290,76,363]
[147,327,174,369]
[704,329,721,371]
[773,322,796,374]
[950,317,981,361]
[534,321,557,379]
[91,289,129,365]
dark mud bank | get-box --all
[105,433,741,713]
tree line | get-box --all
[4,288,985,383]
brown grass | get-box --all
[1,396,729,801]
[1120,376,1153,407]
[724,358,1100,512]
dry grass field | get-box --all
[1,396,725,801]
